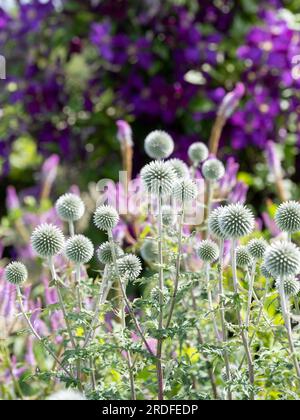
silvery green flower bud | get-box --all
[140,238,159,263]
[275,201,300,233]
[188,142,208,165]
[144,130,174,160]
[5,262,28,285]
[276,277,300,297]
[55,193,85,222]
[151,286,169,304]
[117,254,142,279]
[247,238,267,260]
[96,241,124,265]
[168,158,189,179]
[264,241,300,278]
[202,158,225,181]
[93,205,119,231]
[141,160,177,196]
[172,178,197,203]
[197,239,219,262]
[208,206,226,240]
[219,203,255,239]
[65,234,94,264]
[236,246,253,268]
[31,224,65,258]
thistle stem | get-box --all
[206,263,220,341]
[218,240,232,400]
[16,286,73,380]
[166,210,184,329]
[279,278,300,380]
[245,263,256,330]
[156,194,164,400]
[231,240,255,400]
[107,230,155,357]
[76,264,83,312]
[69,221,75,237]
[121,293,136,400]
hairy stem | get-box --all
[108,230,155,357]
[16,286,73,380]
[218,240,232,400]
[279,278,300,380]
[206,263,220,341]
[166,210,184,329]
[156,194,164,400]
[231,240,254,400]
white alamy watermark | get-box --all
[95,172,205,225]
[0,55,6,79]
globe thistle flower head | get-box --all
[117,254,142,279]
[264,241,300,278]
[275,201,300,233]
[197,240,219,263]
[31,224,65,258]
[151,286,170,304]
[247,238,267,260]
[55,193,85,222]
[236,246,253,268]
[93,205,119,231]
[260,263,273,280]
[219,203,255,239]
[276,277,300,297]
[65,235,94,264]
[5,262,28,285]
[144,130,174,160]
[188,142,209,165]
[208,206,226,239]
[140,238,159,263]
[172,178,197,203]
[96,241,124,265]
[168,158,189,179]
[202,158,225,182]
[141,160,176,196]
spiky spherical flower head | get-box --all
[275,201,300,233]
[202,158,225,182]
[117,254,142,279]
[31,224,65,258]
[144,130,174,160]
[264,241,300,278]
[188,142,209,165]
[168,158,189,179]
[260,263,273,280]
[5,262,28,285]
[172,178,197,203]
[93,205,119,231]
[276,277,300,297]
[247,238,267,260]
[96,241,124,265]
[140,239,159,263]
[141,160,177,196]
[55,193,85,222]
[208,206,226,240]
[197,240,219,263]
[151,286,169,304]
[219,203,255,239]
[65,235,94,264]
[236,246,253,268]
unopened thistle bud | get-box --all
[55,193,85,222]
[247,238,267,260]
[93,205,119,231]
[65,234,94,264]
[202,158,225,182]
[117,254,142,279]
[275,201,300,233]
[264,241,300,278]
[31,224,65,258]
[219,203,254,239]
[144,130,174,160]
[197,240,219,263]
[141,160,176,196]
[188,142,209,165]
[5,262,28,285]
[168,158,189,179]
[172,178,197,203]
[236,246,253,268]
[97,241,124,265]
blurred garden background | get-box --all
[1,0,300,399]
